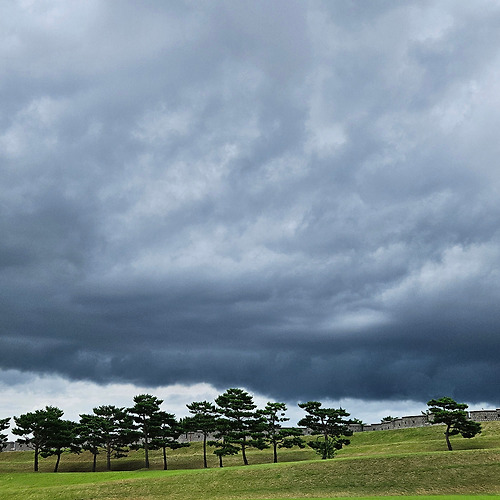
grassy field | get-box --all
[0,422,499,499]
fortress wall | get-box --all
[468,409,500,421]
[350,409,499,433]
[2,441,31,451]
[400,415,429,428]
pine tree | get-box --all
[92,405,137,471]
[298,401,352,459]
[128,394,164,469]
[208,415,239,468]
[185,401,218,468]
[40,418,78,472]
[77,413,106,472]
[13,406,66,471]
[215,388,266,466]
[427,397,482,451]
[260,402,304,463]
[151,411,189,470]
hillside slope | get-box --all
[0,422,499,499]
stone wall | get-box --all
[468,409,500,421]
[351,409,500,433]
[359,414,429,432]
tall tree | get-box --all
[260,402,304,463]
[427,397,482,451]
[215,388,266,466]
[12,406,65,471]
[92,405,137,471]
[151,411,189,470]
[77,413,106,472]
[128,394,163,469]
[185,401,218,468]
[298,401,353,459]
[0,417,9,452]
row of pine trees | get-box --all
[0,388,354,472]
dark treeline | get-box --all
[0,388,355,472]
[0,393,479,472]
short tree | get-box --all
[185,401,218,468]
[151,411,189,470]
[128,394,163,469]
[427,397,482,451]
[77,413,106,472]
[13,406,66,471]
[0,417,9,452]
[208,415,239,468]
[298,401,353,459]
[259,402,304,463]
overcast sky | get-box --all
[1,0,500,427]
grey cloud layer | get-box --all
[1,0,500,404]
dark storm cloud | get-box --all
[1,0,500,406]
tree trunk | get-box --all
[144,437,150,469]
[54,452,61,473]
[106,445,112,471]
[92,452,97,472]
[242,437,248,465]
[322,431,329,459]
[162,446,168,470]
[273,441,278,463]
[203,434,208,468]
[445,425,453,451]
[219,454,223,468]
[34,445,39,472]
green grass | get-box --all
[1,422,499,499]
[338,421,500,457]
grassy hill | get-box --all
[0,422,499,499]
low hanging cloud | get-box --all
[1,1,500,409]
